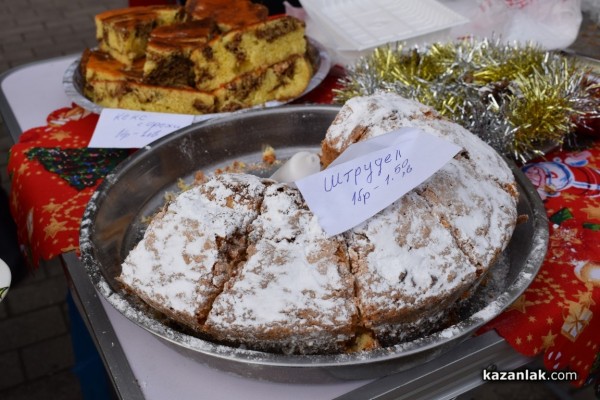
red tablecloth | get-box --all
[7,107,127,264]
[6,84,600,388]
[480,144,600,387]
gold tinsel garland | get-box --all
[334,38,600,162]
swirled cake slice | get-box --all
[143,19,219,87]
[190,15,308,91]
[185,0,268,32]
[95,5,185,66]
[214,54,312,112]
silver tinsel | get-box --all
[335,38,600,162]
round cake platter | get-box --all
[79,105,549,383]
[62,38,331,123]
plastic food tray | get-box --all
[300,0,468,51]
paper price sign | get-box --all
[295,128,462,236]
[88,109,194,148]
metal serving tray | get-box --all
[79,105,548,383]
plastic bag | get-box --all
[443,0,583,50]
[290,0,583,65]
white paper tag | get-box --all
[88,109,194,148]
[295,128,462,236]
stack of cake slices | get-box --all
[81,0,313,115]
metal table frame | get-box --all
[0,56,534,400]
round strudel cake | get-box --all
[118,93,519,354]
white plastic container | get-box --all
[0,258,11,302]
[299,0,468,64]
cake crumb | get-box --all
[262,145,276,165]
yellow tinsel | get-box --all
[335,38,599,162]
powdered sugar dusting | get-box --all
[205,184,357,353]
[320,92,519,344]
[77,102,550,380]
[417,158,517,268]
[119,174,267,325]
[350,192,476,309]
[324,93,514,185]
[112,94,521,356]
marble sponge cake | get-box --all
[185,0,268,32]
[142,19,220,87]
[95,5,185,66]
[81,1,313,115]
[80,49,216,115]
[118,94,518,355]
[81,48,312,115]
[188,15,309,91]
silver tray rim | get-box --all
[79,104,549,371]
[62,38,332,123]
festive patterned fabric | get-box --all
[26,147,128,191]
[7,106,129,266]
[6,101,600,389]
[480,143,600,387]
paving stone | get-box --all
[34,5,69,15]
[51,30,95,48]
[4,4,36,13]
[0,61,11,74]
[8,55,40,70]
[0,24,37,37]
[63,6,109,19]
[0,36,27,51]
[39,25,74,37]
[4,274,68,315]
[0,151,10,167]
[43,18,77,30]
[0,133,12,147]
[29,45,64,61]
[60,15,97,30]
[0,42,36,56]
[32,45,73,60]
[0,16,17,28]
[13,14,50,27]
[21,335,75,380]
[0,350,26,391]
[22,29,63,42]
[44,258,65,276]
[0,370,82,400]
[57,47,88,58]
[10,266,49,286]
[0,306,68,352]
[0,172,11,194]
[61,299,70,325]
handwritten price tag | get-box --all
[88,109,194,148]
[295,128,462,236]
